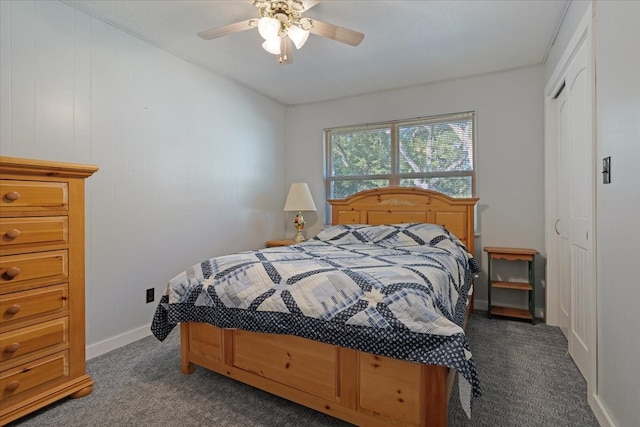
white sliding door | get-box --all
[545,6,596,388]
[555,88,571,340]
[566,37,594,380]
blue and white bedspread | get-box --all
[151,223,482,415]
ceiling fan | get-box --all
[197,0,365,64]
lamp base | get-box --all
[293,212,305,243]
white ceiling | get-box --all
[64,0,570,106]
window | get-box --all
[325,112,476,200]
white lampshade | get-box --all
[262,37,281,55]
[288,24,309,49]
[258,16,280,40]
[283,183,317,212]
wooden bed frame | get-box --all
[179,188,478,427]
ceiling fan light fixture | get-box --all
[288,24,309,49]
[198,1,364,64]
[262,36,282,54]
[258,16,280,40]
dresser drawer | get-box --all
[0,250,68,289]
[0,157,96,424]
[0,217,68,250]
[0,180,68,213]
[0,350,69,402]
[0,284,68,326]
[1,318,68,363]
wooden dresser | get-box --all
[0,157,98,425]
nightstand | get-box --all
[266,239,297,247]
[484,246,538,324]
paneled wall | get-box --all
[0,0,287,356]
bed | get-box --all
[151,187,480,427]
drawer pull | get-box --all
[4,191,20,201]
[5,381,20,392]
[6,304,21,314]
[5,266,21,278]
[5,228,21,239]
[5,342,20,353]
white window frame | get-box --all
[324,111,477,211]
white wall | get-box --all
[0,0,287,356]
[285,67,547,314]
[593,2,640,426]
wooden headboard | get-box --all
[328,187,479,255]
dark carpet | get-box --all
[8,312,599,426]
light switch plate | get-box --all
[602,156,611,184]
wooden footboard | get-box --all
[177,188,478,426]
[180,322,453,427]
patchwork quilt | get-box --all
[151,223,482,415]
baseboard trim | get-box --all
[589,393,617,427]
[86,324,152,360]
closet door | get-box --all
[555,88,571,340]
[556,35,595,382]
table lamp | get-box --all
[283,183,317,242]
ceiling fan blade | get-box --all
[198,19,254,40]
[309,19,364,46]
[300,0,320,11]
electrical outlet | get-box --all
[146,288,154,303]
